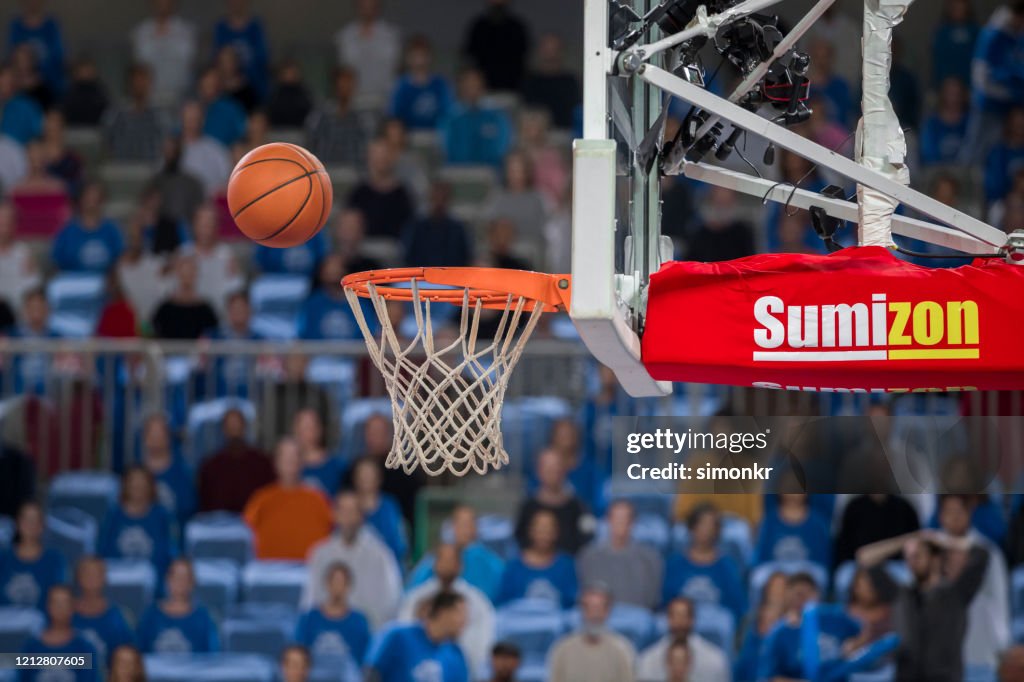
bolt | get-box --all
[558,278,570,289]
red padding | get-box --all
[641,247,1024,392]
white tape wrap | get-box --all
[856,0,914,248]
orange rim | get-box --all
[341,267,572,312]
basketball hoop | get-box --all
[342,267,571,476]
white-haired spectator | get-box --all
[131,0,197,108]
[335,0,401,109]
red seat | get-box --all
[213,191,245,240]
[12,191,71,237]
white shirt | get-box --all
[194,244,243,316]
[0,243,39,312]
[182,136,232,198]
[963,529,1010,668]
[132,16,197,108]
[636,633,731,682]
[118,254,173,324]
[335,20,401,109]
[302,528,403,630]
[0,136,28,195]
[397,577,495,679]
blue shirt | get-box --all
[150,455,196,529]
[52,218,124,273]
[661,552,747,622]
[73,606,134,665]
[920,113,968,166]
[11,325,61,394]
[136,603,219,653]
[442,105,512,168]
[753,510,832,568]
[365,494,407,563]
[971,19,1024,113]
[203,96,248,147]
[297,289,362,341]
[365,623,469,682]
[294,607,372,665]
[734,626,764,682]
[212,18,269,98]
[932,22,980,87]
[98,504,176,576]
[984,142,1024,202]
[407,542,505,602]
[0,547,67,609]
[8,15,65,92]
[254,232,326,275]
[801,604,862,681]
[207,327,263,398]
[0,94,43,143]
[757,621,803,681]
[301,458,346,497]
[817,76,854,127]
[17,634,97,682]
[390,75,454,130]
[495,553,577,609]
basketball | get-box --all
[227,142,333,248]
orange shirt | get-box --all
[243,484,334,560]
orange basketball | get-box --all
[227,142,333,248]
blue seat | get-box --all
[564,603,656,650]
[105,559,157,623]
[185,398,257,467]
[305,357,357,408]
[964,665,997,682]
[1013,614,1024,643]
[339,398,392,459]
[47,273,105,338]
[694,602,736,654]
[222,613,295,657]
[0,607,44,651]
[604,479,676,517]
[0,516,12,548]
[494,601,565,666]
[514,662,548,682]
[596,513,671,555]
[144,653,277,682]
[45,506,97,565]
[250,274,311,341]
[500,397,573,471]
[749,561,829,608]
[720,514,754,569]
[241,561,307,608]
[441,514,515,558]
[850,664,896,682]
[47,471,118,527]
[185,513,254,565]
[1012,566,1024,616]
[308,654,362,682]
[194,559,240,619]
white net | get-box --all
[344,279,547,476]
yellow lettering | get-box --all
[913,301,944,346]
[888,302,912,345]
[946,301,979,345]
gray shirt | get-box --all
[576,541,664,610]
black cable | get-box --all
[734,131,763,179]
[893,245,1002,260]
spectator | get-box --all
[390,35,453,130]
[131,0,196,109]
[403,181,472,267]
[349,457,406,562]
[497,509,578,608]
[519,108,569,209]
[365,591,469,682]
[834,494,921,568]
[481,218,530,270]
[191,204,242,315]
[212,0,269,100]
[844,566,897,652]
[280,645,311,682]
[757,572,832,680]
[443,67,513,168]
[266,59,312,129]
[20,585,98,682]
[253,224,326,276]
[205,291,261,396]
[136,558,219,653]
[0,128,28,195]
[116,211,174,327]
[921,77,971,166]
[104,64,166,162]
[197,407,274,513]
[806,7,861,85]
[515,449,593,555]
[347,137,414,240]
[889,38,921,128]
[486,643,521,682]
[60,57,108,126]
[936,494,1010,669]
[243,437,333,560]
[7,0,65,94]
[548,585,635,682]
[576,500,662,610]
[40,110,81,192]
[1000,646,1024,682]
[991,167,1024,226]
[753,492,832,567]
[52,179,124,272]
[805,94,852,154]
[686,186,756,262]
[857,529,990,682]
[307,66,374,166]
[151,253,219,340]
[215,45,259,114]
[96,270,138,339]
[484,150,547,243]
[398,544,495,679]
[196,66,247,148]
[294,562,372,666]
[380,117,429,208]
[11,43,53,111]
[0,201,41,312]
[808,39,853,127]
[0,442,35,518]
[138,412,195,526]
[330,208,381,273]
[463,0,530,91]
[180,99,233,197]
[354,413,425,527]
[147,136,205,224]
[108,645,146,682]
[0,500,66,609]
[966,1,1024,160]
[1000,191,1024,232]
[335,0,401,109]
[733,599,785,682]
[985,106,1024,204]
[522,34,580,130]
[933,0,980,88]
[408,505,505,601]
[98,466,175,577]
[292,408,342,496]
[12,139,65,199]
[297,253,363,340]
[303,491,403,629]
[72,556,134,665]
[0,61,43,144]
[11,288,58,393]
[261,351,338,449]
[662,504,747,622]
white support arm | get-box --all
[638,0,788,60]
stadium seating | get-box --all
[0,515,14,548]
[44,506,97,565]
[1013,565,1024,616]
[500,396,574,471]
[184,398,258,467]
[99,162,154,202]
[46,273,106,338]
[564,603,657,650]
[11,191,71,237]
[249,274,312,341]
[441,514,515,559]
[144,653,277,682]
[671,514,754,568]
[494,600,565,667]
[0,607,44,652]
[240,561,307,607]
[105,558,158,622]
[595,513,671,556]
[194,559,241,619]
[184,513,255,565]
[308,654,363,682]
[437,165,497,206]
[222,603,297,658]
[693,602,736,654]
[325,166,360,204]
[46,470,119,527]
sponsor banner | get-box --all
[642,247,1024,391]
